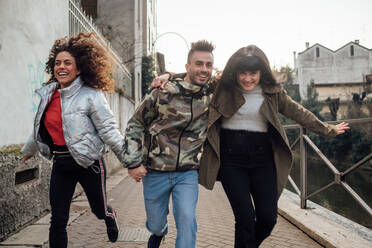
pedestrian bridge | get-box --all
[2,170,371,247]
[1,118,371,247]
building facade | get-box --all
[294,41,372,102]
[92,0,158,106]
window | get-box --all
[80,0,97,18]
[350,45,354,56]
[316,47,320,57]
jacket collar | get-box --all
[261,82,283,94]
[176,79,205,94]
[58,76,84,97]
[35,82,59,98]
[211,82,283,118]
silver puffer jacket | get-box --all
[21,77,125,168]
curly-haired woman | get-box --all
[21,32,123,247]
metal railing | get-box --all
[284,117,372,217]
[68,0,132,98]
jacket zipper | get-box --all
[145,133,152,166]
[175,95,194,171]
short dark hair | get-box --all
[187,40,215,63]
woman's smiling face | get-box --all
[54,51,80,88]
[237,70,261,91]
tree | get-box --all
[301,80,323,120]
[279,65,294,83]
[325,97,340,121]
[279,65,301,103]
[141,55,156,98]
[278,65,301,126]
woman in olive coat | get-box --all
[198,45,349,248]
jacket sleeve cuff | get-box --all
[163,71,174,80]
[21,134,38,156]
[125,162,143,169]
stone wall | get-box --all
[0,149,51,241]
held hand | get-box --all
[22,155,33,163]
[128,164,147,182]
[335,122,350,135]
[150,73,170,90]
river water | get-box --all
[287,149,372,229]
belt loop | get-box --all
[91,164,101,174]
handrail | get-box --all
[284,117,372,129]
[283,118,372,217]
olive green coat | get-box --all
[199,82,338,197]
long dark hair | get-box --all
[220,45,277,89]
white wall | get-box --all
[0,0,136,148]
[0,0,68,147]
[120,96,135,133]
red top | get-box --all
[44,91,66,145]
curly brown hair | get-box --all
[45,32,115,91]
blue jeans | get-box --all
[142,170,198,248]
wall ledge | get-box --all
[278,189,372,248]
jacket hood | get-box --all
[166,79,209,97]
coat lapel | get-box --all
[260,93,286,141]
[207,105,221,155]
[260,96,274,126]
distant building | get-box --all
[81,0,158,106]
[294,41,372,102]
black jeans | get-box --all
[220,129,278,248]
[49,154,112,248]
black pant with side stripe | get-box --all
[49,154,114,248]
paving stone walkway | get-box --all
[65,170,322,248]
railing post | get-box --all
[300,127,307,209]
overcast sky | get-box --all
[155,0,372,72]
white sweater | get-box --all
[221,85,268,132]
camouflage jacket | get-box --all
[123,79,212,171]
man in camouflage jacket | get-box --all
[123,40,215,248]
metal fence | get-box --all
[284,117,372,217]
[68,0,133,99]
